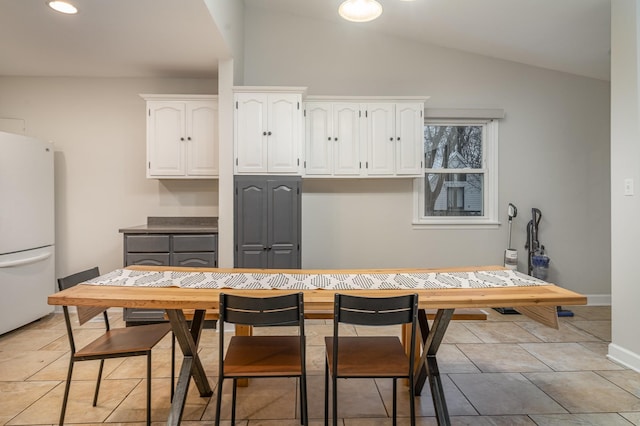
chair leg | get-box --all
[92,359,105,406]
[332,375,338,426]
[171,333,175,401]
[392,378,397,426]
[59,358,74,426]
[409,377,416,426]
[146,352,151,426]
[232,378,238,425]
[300,374,308,425]
[214,377,224,426]
[324,360,329,426]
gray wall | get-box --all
[243,6,611,297]
[609,0,640,370]
[0,77,218,279]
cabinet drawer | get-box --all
[173,234,217,252]
[126,253,170,266]
[126,235,170,252]
[172,252,217,267]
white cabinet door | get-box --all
[187,101,218,176]
[333,103,362,176]
[146,98,218,178]
[235,92,301,174]
[268,93,300,174]
[305,102,333,175]
[395,103,424,175]
[235,93,268,173]
[365,103,395,176]
[148,101,186,177]
[304,102,361,176]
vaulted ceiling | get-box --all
[0,0,611,81]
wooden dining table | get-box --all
[48,265,587,426]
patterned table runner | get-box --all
[85,269,547,290]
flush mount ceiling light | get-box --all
[338,0,383,23]
[47,1,78,14]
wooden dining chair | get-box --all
[57,267,172,426]
[214,292,308,426]
[324,293,419,426]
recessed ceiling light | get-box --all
[47,1,78,15]
[338,0,382,23]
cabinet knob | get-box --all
[334,137,338,141]
[268,131,272,136]
[397,137,400,141]
[389,137,393,141]
[328,137,331,141]
[180,137,185,141]
[263,131,267,136]
[188,137,192,141]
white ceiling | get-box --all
[0,0,224,78]
[0,0,611,81]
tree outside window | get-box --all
[424,124,484,217]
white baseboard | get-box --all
[585,294,611,306]
[608,343,640,372]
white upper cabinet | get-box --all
[394,103,424,175]
[365,103,396,176]
[333,103,362,175]
[304,103,332,176]
[365,102,424,176]
[142,95,218,179]
[303,97,426,178]
[234,88,305,175]
[305,102,361,176]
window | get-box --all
[447,186,465,211]
[413,119,498,227]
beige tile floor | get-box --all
[1,305,639,425]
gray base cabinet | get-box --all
[234,176,301,269]
[122,233,217,325]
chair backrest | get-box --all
[334,293,418,327]
[219,293,304,327]
[57,267,106,326]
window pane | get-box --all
[425,173,484,216]
[424,125,483,169]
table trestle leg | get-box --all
[415,308,454,426]
[166,309,213,426]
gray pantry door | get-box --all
[234,176,301,269]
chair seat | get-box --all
[76,322,172,358]
[325,336,409,378]
[224,336,302,377]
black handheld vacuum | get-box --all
[494,203,520,315]
[525,208,573,317]
[504,203,518,270]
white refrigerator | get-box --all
[0,131,55,335]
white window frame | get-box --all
[413,119,499,228]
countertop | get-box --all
[119,217,218,234]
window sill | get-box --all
[412,219,500,230]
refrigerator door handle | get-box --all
[0,251,52,268]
